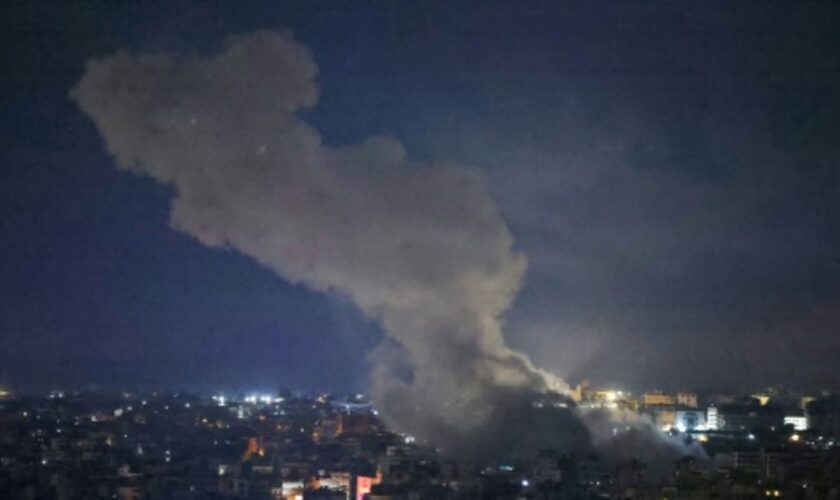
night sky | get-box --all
[2,1,840,394]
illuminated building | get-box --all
[752,393,771,406]
[676,392,698,408]
[243,437,265,459]
[784,415,808,431]
[570,383,585,403]
[651,407,677,430]
[236,405,252,419]
[313,417,341,442]
[313,472,352,496]
[577,387,634,410]
[355,476,375,500]
[707,406,719,430]
[675,410,707,432]
[595,390,619,403]
[281,481,304,500]
[643,391,674,407]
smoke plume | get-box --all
[71,31,587,458]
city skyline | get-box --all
[3,1,840,394]
[4,3,840,496]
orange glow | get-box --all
[243,437,260,460]
[356,476,371,500]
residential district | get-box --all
[1,383,840,499]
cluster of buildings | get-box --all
[0,388,391,499]
[573,384,840,498]
[573,384,828,437]
[2,384,840,499]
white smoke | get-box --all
[71,31,578,455]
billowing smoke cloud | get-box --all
[71,31,589,458]
[580,407,707,475]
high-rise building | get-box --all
[783,415,808,431]
[707,406,718,430]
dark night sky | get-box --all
[2,1,839,393]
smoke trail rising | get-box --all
[72,31,587,458]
